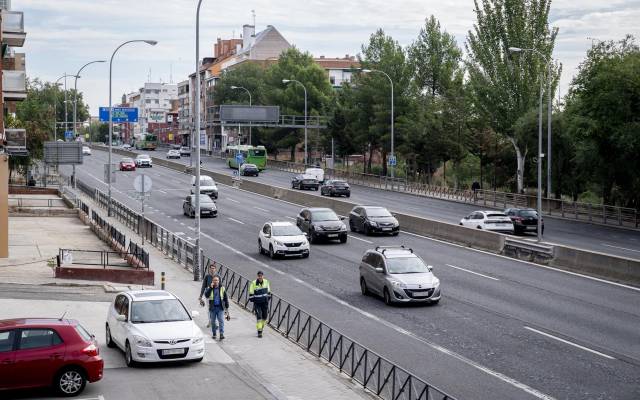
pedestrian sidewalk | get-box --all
[34,189,373,400]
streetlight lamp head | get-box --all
[508,47,522,52]
[144,40,158,46]
[231,85,238,89]
[282,79,291,83]
[361,69,372,73]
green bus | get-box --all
[134,134,158,150]
[226,145,268,170]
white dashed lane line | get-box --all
[524,326,615,360]
[228,217,245,225]
[226,198,240,203]
[348,235,373,244]
[444,264,500,281]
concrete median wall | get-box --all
[552,246,640,286]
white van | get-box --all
[304,167,325,184]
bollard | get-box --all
[161,271,165,290]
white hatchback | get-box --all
[105,290,205,367]
[258,221,310,259]
[459,211,514,234]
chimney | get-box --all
[242,24,255,50]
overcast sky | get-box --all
[20,0,640,115]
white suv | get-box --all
[258,221,310,259]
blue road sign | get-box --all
[388,155,397,166]
[236,153,244,165]
[64,130,74,140]
[99,107,139,123]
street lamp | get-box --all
[231,85,252,144]
[108,39,158,217]
[194,0,204,281]
[509,46,551,242]
[282,79,308,165]
[53,74,77,141]
[73,60,106,140]
[361,69,395,178]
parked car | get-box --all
[504,208,544,234]
[166,149,181,159]
[296,207,347,243]
[304,167,325,183]
[291,174,319,191]
[191,175,218,199]
[183,194,217,218]
[119,158,136,171]
[359,246,441,305]
[240,163,259,176]
[105,290,205,367]
[349,206,400,236]
[82,146,91,156]
[459,211,514,233]
[122,143,132,150]
[0,318,103,396]
[320,180,350,197]
[134,154,152,168]
[179,146,191,157]
[258,221,310,259]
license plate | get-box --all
[382,228,392,231]
[328,234,338,237]
[413,291,429,297]
[162,348,184,355]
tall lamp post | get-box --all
[193,0,205,281]
[282,79,308,165]
[509,46,551,242]
[231,85,252,145]
[53,74,76,141]
[361,69,395,178]
[73,60,106,139]
[108,40,158,217]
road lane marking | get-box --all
[226,197,240,203]
[524,326,615,360]
[188,227,196,231]
[444,264,500,281]
[601,243,640,253]
[228,217,245,225]
[174,232,185,235]
[159,190,167,194]
[253,206,269,212]
[284,216,296,220]
[180,222,185,226]
[348,235,373,244]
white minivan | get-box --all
[304,167,324,184]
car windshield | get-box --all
[137,155,150,160]
[244,164,257,169]
[487,213,507,218]
[131,299,190,323]
[302,175,316,180]
[519,210,538,217]
[252,149,266,157]
[272,225,303,236]
[312,210,339,221]
[366,208,392,218]
[386,257,431,274]
[121,158,133,163]
[333,180,347,185]
[306,168,322,174]
[192,195,214,205]
[200,177,215,186]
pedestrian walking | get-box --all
[199,263,218,327]
[249,271,271,338]
[203,276,229,340]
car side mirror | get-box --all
[375,267,384,273]
[427,265,434,271]
[340,216,345,220]
[191,310,200,318]
[116,314,126,322]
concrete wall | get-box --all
[552,246,640,286]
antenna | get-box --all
[59,310,68,321]
[148,68,152,83]
[252,9,256,29]
[169,62,173,83]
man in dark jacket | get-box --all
[199,264,218,327]
[249,271,271,338]
[203,276,229,339]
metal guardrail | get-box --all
[128,241,150,269]
[58,248,130,269]
[8,197,68,208]
[91,210,127,249]
[73,177,457,400]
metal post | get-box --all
[194,0,204,282]
[161,271,165,290]
[64,75,68,138]
[547,61,552,198]
[74,61,105,139]
[141,174,145,245]
[537,70,544,242]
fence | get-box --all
[8,197,68,208]
[58,249,131,269]
[73,177,456,400]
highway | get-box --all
[131,147,640,260]
[66,150,640,400]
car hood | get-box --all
[131,320,200,340]
[368,216,398,224]
[389,272,437,287]
[272,234,307,243]
[313,220,345,230]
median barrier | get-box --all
[552,245,640,286]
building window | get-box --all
[329,76,336,85]
[145,99,151,104]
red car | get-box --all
[119,157,136,171]
[0,318,104,396]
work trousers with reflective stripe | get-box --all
[254,302,269,332]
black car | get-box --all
[296,207,348,243]
[292,174,319,191]
[240,163,260,176]
[504,208,544,234]
[183,194,218,218]
[320,180,351,197]
[349,206,399,236]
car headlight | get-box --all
[340,223,347,231]
[368,220,378,227]
[132,335,153,348]
[390,280,406,288]
[192,336,204,345]
[432,278,440,287]
[274,240,284,246]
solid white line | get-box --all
[226,197,240,203]
[253,206,270,212]
[228,217,245,225]
[188,227,196,231]
[601,243,640,253]
[524,326,615,360]
[159,190,168,194]
[174,232,185,235]
[348,235,373,244]
[445,264,500,281]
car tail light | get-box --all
[82,344,99,357]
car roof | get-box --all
[369,246,417,259]
[0,318,79,328]
[307,207,333,212]
[122,290,177,301]
[300,174,316,179]
[270,221,295,227]
[136,154,150,157]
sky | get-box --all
[19,0,640,115]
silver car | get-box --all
[359,246,440,305]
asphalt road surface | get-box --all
[131,147,640,260]
[64,151,640,400]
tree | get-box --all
[213,62,266,105]
[466,0,560,193]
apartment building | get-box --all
[315,55,359,87]
[125,82,178,138]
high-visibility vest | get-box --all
[209,286,226,303]
[249,279,270,302]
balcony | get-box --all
[1,10,25,47]
[3,69,26,101]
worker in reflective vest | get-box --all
[248,271,271,338]
[204,276,229,340]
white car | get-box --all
[122,144,132,150]
[105,290,205,367]
[166,149,181,159]
[135,154,152,168]
[191,175,218,199]
[258,221,310,259]
[179,146,191,157]
[304,167,325,184]
[82,146,91,155]
[459,211,514,233]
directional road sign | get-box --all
[388,155,397,166]
[134,174,152,193]
[99,107,139,123]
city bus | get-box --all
[226,145,268,170]
[134,133,158,150]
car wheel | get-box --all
[340,235,347,244]
[56,367,86,396]
[346,193,350,198]
[477,225,482,229]
[349,220,356,232]
[106,324,115,348]
[302,252,309,259]
[191,211,195,218]
[392,231,399,237]
[292,182,296,189]
[360,278,369,296]
[269,245,275,259]
[258,240,263,255]
[125,341,136,368]
[383,288,392,306]
[314,186,319,191]
[431,299,440,305]
[364,224,371,236]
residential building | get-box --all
[125,82,178,139]
[177,79,190,146]
[314,55,359,87]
